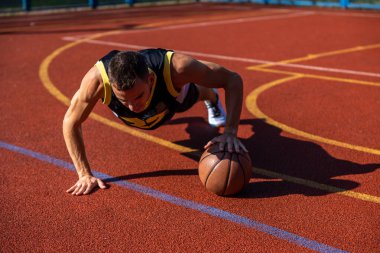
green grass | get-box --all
[1,0,379,12]
[0,0,21,9]
[30,0,88,8]
[350,0,380,3]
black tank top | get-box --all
[95,48,181,130]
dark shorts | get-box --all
[176,83,199,113]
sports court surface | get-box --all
[1,3,379,252]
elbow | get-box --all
[226,71,243,92]
[62,116,72,135]
[232,72,243,85]
[63,111,71,128]
[62,116,70,129]
[62,113,79,134]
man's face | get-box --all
[112,74,154,113]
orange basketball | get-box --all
[198,145,252,196]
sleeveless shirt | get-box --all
[95,48,181,130]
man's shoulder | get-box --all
[80,66,104,102]
[170,52,194,75]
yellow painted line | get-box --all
[247,66,380,87]
[252,43,380,68]
[245,76,380,204]
[244,44,380,204]
[89,113,198,154]
[245,75,380,156]
[255,167,380,204]
[39,30,124,106]
[39,32,197,155]
[38,31,380,204]
[285,43,380,64]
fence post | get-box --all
[127,0,135,7]
[22,0,31,11]
[340,0,349,8]
[88,0,98,9]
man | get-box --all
[63,48,247,196]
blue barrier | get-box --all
[9,0,380,11]
[18,0,136,11]
[244,0,380,9]
[206,0,380,10]
[88,0,98,9]
[22,0,30,11]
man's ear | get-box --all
[110,82,118,91]
[148,72,155,86]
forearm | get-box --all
[63,122,93,178]
[224,73,243,135]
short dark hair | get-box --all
[108,51,149,90]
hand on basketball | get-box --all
[66,175,107,196]
[204,132,248,153]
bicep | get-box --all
[64,69,103,127]
[64,91,96,127]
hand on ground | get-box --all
[66,175,107,196]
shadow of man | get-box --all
[104,116,379,199]
[240,119,378,198]
[171,117,379,198]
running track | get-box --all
[1,3,379,252]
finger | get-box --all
[219,141,225,151]
[226,136,233,153]
[204,140,214,149]
[66,184,77,193]
[71,184,81,195]
[240,142,248,153]
[75,184,87,196]
[228,142,233,153]
[83,183,95,195]
[77,184,92,195]
[97,179,107,189]
[234,138,240,153]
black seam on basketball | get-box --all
[222,154,232,196]
[237,155,246,184]
[237,153,250,162]
[199,150,225,162]
[204,151,226,188]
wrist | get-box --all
[224,126,237,135]
[78,170,92,178]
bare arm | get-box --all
[63,66,107,195]
[171,53,246,152]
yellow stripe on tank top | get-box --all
[163,51,179,97]
[95,61,112,105]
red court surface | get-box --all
[1,3,380,252]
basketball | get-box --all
[198,145,252,196]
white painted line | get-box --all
[62,37,380,79]
[62,36,269,64]
[0,140,349,253]
[276,62,380,78]
[129,11,315,31]
[319,11,380,18]
[66,10,314,40]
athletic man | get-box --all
[63,48,247,196]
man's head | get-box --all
[108,51,153,113]
[109,51,149,90]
